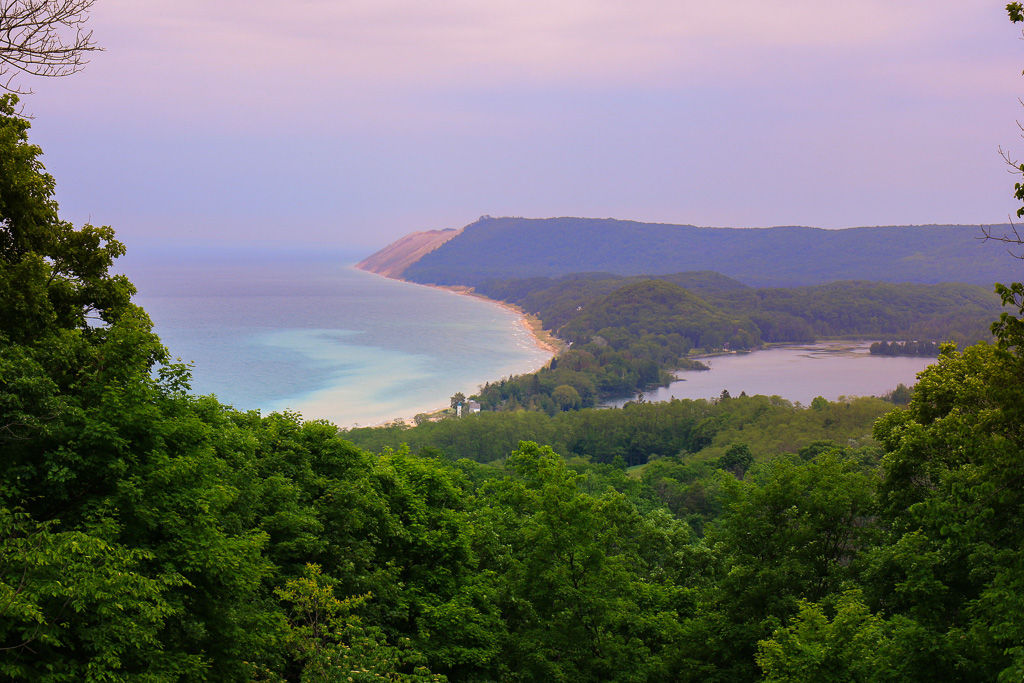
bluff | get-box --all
[359,216,1019,288]
[355,227,462,278]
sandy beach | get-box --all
[376,275,564,358]
[339,270,569,423]
[358,277,564,426]
[425,283,564,357]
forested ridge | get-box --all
[477,272,1001,348]
[5,87,1024,682]
[396,216,1020,288]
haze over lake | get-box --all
[119,244,553,427]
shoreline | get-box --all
[417,283,566,357]
[602,339,936,409]
[352,268,565,358]
[349,268,564,426]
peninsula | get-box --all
[354,216,1004,416]
[357,216,1018,288]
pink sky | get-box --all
[17,1,1024,249]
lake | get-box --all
[606,341,936,407]
[116,243,941,423]
[118,243,553,427]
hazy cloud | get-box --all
[88,1,1013,98]
[23,1,1023,245]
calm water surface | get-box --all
[119,243,553,427]
[118,244,939,423]
[609,341,936,407]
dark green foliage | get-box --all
[460,277,757,414]
[712,281,999,347]
[751,279,1024,681]
[756,590,949,682]
[449,391,465,411]
[560,279,762,352]
[0,97,458,681]
[478,271,747,331]
[864,339,1024,679]
[1010,1,1024,23]
[0,95,136,344]
[0,509,193,681]
[476,442,691,682]
[674,452,880,680]
[401,216,1020,288]
[720,443,754,476]
[881,382,914,405]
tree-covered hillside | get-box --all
[478,273,1001,350]
[459,273,999,415]
[399,216,1016,288]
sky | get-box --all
[14,0,1024,250]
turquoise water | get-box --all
[118,244,553,427]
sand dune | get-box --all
[355,228,463,279]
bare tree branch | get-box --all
[978,220,1024,260]
[979,142,1024,258]
[0,0,101,94]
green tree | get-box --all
[479,442,689,682]
[276,563,445,682]
[551,383,582,411]
[678,453,878,680]
[756,590,940,683]
[0,509,197,681]
[882,383,913,405]
[367,449,503,678]
[719,442,754,477]
[868,336,1024,680]
[0,93,289,680]
[0,94,136,342]
[771,11,1024,680]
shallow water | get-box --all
[119,244,553,427]
[607,341,936,407]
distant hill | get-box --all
[360,216,1020,288]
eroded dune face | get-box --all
[356,227,463,279]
